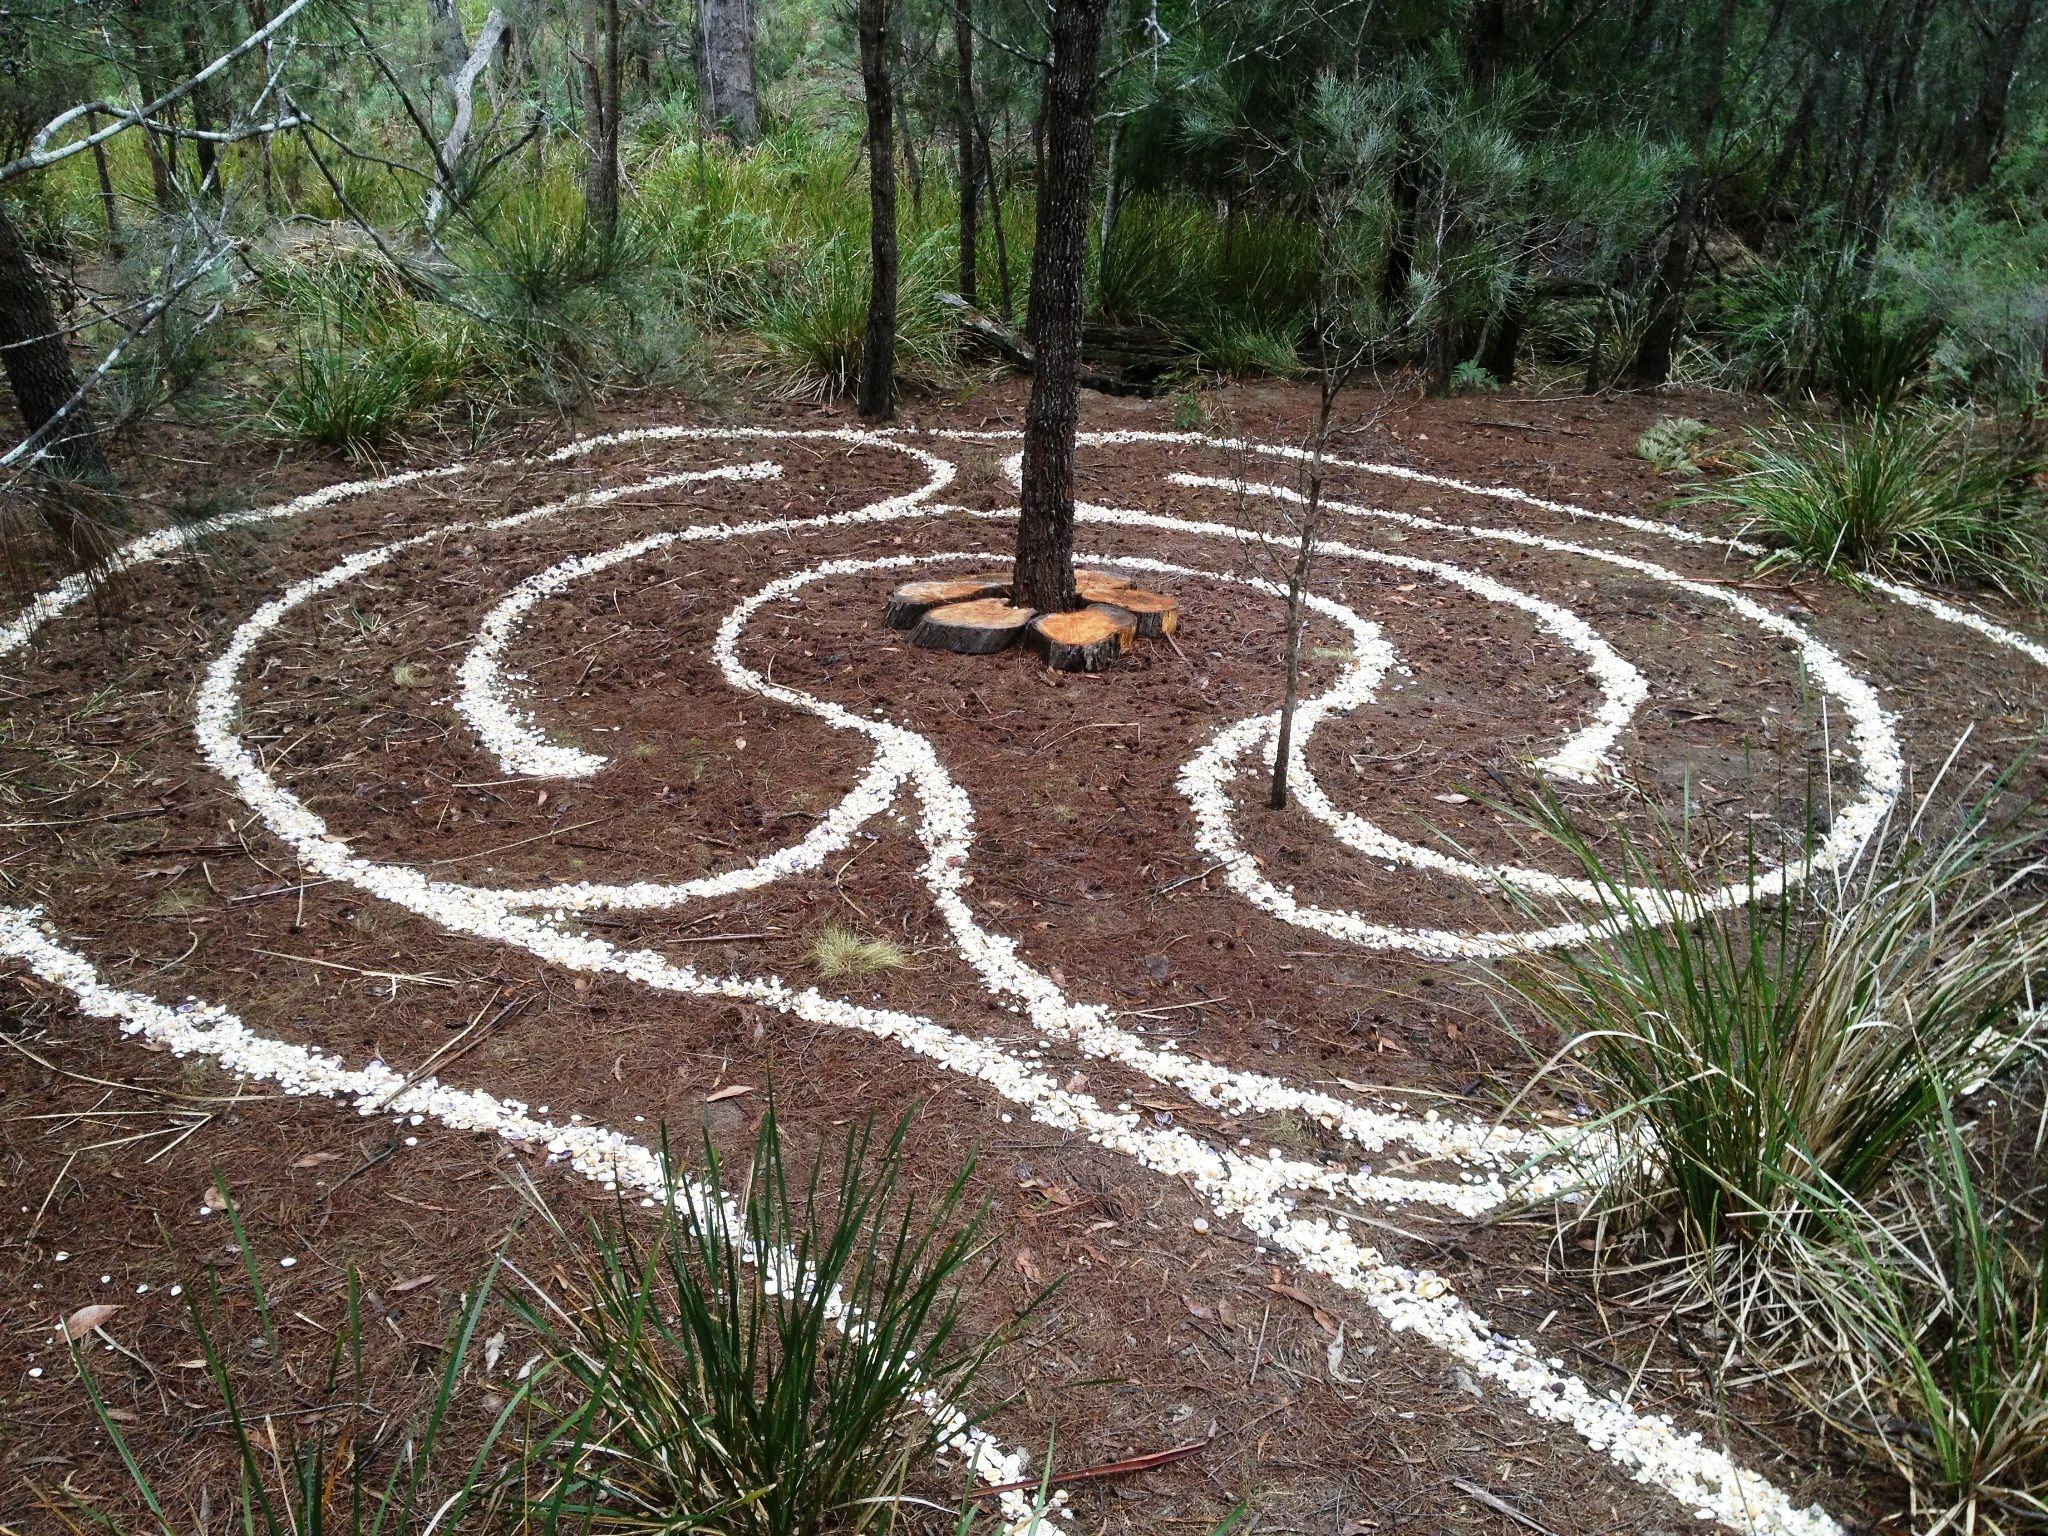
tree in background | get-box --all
[698,0,761,145]
[582,0,624,236]
[1011,0,1114,614]
[857,0,898,421]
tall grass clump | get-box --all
[751,228,956,399]
[1685,409,2047,600]
[1794,1096,2048,1533]
[509,1103,1023,1535]
[1506,769,2047,1256]
[54,1181,531,1533]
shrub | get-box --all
[752,230,955,400]
[1685,409,2047,600]
[510,1105,1016,1536]
[1505,772,2048,1255]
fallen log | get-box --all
[939,292,1169,398]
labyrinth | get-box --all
[7,418,2048,1533]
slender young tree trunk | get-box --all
[582,0,623,236]
[0,202,114,493]
[1626,0,1738,388]
[982,114,1013,320]
[697,0,761,145]
[86,114,123,252]
[1379,148,1421,316]
[1270,370,1339,810]
[953,0,978,303]
[1011,0,1113,614]
[857,0,898,421]
[182,24,220,187]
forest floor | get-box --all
[5,375,2045,1536]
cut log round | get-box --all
[1107,585,1178,638]
[1031,603,1137,672]
[1074,568,1137,603]
[912,597,1037,653]
[885,576,1010,629]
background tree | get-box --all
[857,0,898,421]
[1010,0,1113,614]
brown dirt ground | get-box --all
[5,376,2045,1536]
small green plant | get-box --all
[808,921,912,980]
[1169,388,1210,431]
[1634,415,1716,474]
[510,1105,1018,1536]
[1448,359,1501,394]
[1506,770,2048,1255]
[1685,409,2046,600]
[271,328,421,450]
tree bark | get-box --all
[697,0,761,146]
[1011,0,1113,614]
[1961,0,2038,189]
[981,114,1013,320]
[1626,0,1738,388]
[426,0,470,84]
[0,201,113,490]
[582,0,623,236]
[954,0,978,304]
[857,0,898,422]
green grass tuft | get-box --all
[808,922,912,980]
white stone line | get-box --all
[976,427,2048,673]
[1164,475,1906,959]
[456,460,784,779]
[15,422,1990,1534]
[0,905,1059,1533]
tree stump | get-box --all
[1074,568,1137,603]
[1031,603,1136,671]
[1105,585,1177,638]
[912,597,1037,653]
[884,576,1011,629]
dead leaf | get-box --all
[1433,793,1470,805]
[388,1274,438,1295]
[1326,1322,1359,1385]
[484,1329,506,1374]
[1266,1281,1336,1334]
[59,1303,120,1341]
[1013,1248,1044,1285]
[704,1083,754,1104]
[102,1407,139,1424]
[292,1151,342,1170]
[1182,1294,1214,1321]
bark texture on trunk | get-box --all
[427,0,471,82]
[0,202,112,487]
[697,0,761,146]
[581,0,623,236]
[953,0,978,304]
[1962,0,2038,188]
[857,0,898,421]
[1011,0,1112,615]
[1626,0,1738,388]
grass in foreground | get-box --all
[56,1108,1048,1535]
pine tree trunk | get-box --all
[697,0,761,146]
[1011,0,1112,615]
[954,0,978,304]
[982,114,1013,320]
[1626,0,1737,388]
[1961,0,2038,189]
[857,0,898,422]
[582,0,622,237]
[0,203,112,489]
